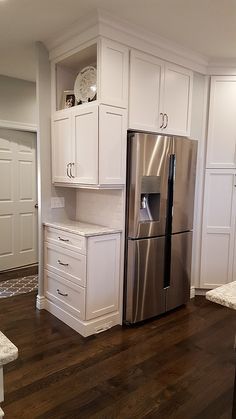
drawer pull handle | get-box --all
[57,289,68,297]
[58,237,69,242]
[57,260,69,267]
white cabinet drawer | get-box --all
[45,242,86,287]
[45,270,85,320]
[45,227,86,254]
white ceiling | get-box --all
[1,0,236,81]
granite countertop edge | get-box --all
[206,281,236,310]
[43,221,122,237]
[0,332,18,366]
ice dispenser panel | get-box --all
[139,176,161,222]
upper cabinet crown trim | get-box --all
[46,9,208,74]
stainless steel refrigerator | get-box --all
[124,132,197,324]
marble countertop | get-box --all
[0,332,18,366]
[44,220,122,237]
[206,281,236,310]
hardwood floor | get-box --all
[1,293,235,418]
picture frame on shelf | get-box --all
[61,90,77,109]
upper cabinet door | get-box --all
[129,50,164,132]
[163,63,193,136]
[99,105,127,185]
[207,76,236,169]
[73,105,98,185]
[51,111,74,183]
[99,38,129,108]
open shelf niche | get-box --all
[55,43,97,111]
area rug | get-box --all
[0,275,38,298]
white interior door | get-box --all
[0,128,38,271]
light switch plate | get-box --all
[51,197,65,208]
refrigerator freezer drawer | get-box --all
[124,236,166,324]
[166,231,192,311]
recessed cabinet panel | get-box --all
[86,234,120,320]
[200,170,236,288]
[205,172,234,228]
[52,112,73,183]
[163,63,192,136]
[129,50,163,132]
[201,234,231,288]
[207,76,236,168]
[73,105,98,184]
[99,105,127,185]
[99,38,129,108]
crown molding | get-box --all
[207,58,236,75]
[45,8,209,74]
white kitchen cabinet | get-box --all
[73,105,98,184]
[53,38,129,112]
[43,224,121,337]
[206,76,236,169]
[163,62,192,135]
[51,110,73,183]
[51,104,127,187]
[98,38,129,108]
[200,169,236,288]
[129,50,164,132]
[99,105,127,185]
[129,49,193,136]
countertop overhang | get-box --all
[0,332,18,366]
[44,220,122,237]
[206,281,236,310]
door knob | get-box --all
[35,203,38,209]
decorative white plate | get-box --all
[74,66,97,103]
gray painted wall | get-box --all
[0,75,36,124]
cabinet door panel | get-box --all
[73,105,98,184]
[52,112,73,183]
[99,38,129,108]
[207,76,236,168]
[163,63,192,136]
[86,234,120,320]
[99,105,127,185]
[200,170,236,288]
[129,50,164,131]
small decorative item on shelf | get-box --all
[74,66,97,104]
[61,90,77,109]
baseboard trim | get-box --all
[190,286,195,299]
[36,295,47,310]
[195,289,207,296]
[45,298,120,337]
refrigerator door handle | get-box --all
[163,154,176,289]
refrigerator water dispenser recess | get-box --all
[139,176,161,222]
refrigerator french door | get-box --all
[124,132,197,324]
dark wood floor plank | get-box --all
[0,294,235,418]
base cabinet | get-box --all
[44,226,121,337]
